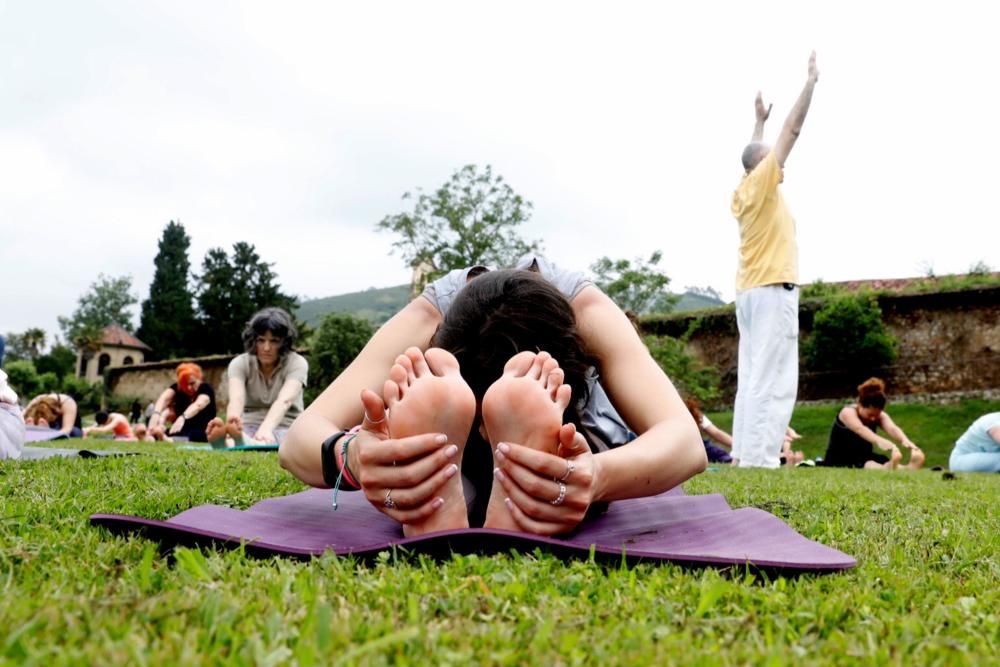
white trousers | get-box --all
[732,284,799,468]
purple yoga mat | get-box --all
[91,487,856,571]
[25,426,68,442]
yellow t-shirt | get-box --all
[730,151,798,292]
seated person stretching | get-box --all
[149,363,217,442]
[207,307,308,447]
[822,377,924,470]
[280,257,706,537]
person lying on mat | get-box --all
[685,397,804,466]
[148,363,217,442]
[280,256,707,537]
[84,410,137,440]
[821,377,924,470]
[206,307,308,448]
[22,393,84,438]
[949,412,1000,473]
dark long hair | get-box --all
[241,307,297,358]
[430,269,596,432]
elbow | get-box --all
[680,420,708,476]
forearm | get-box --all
[705,424,733,448]
[181,397,210,419]
[257,381,301,434]
[591,420,706,502]
[226,379,246,420]
[784,78,817,137]
[751,119,765,143]
[280,411,339,487]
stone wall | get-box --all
[643,286,1000,403]
[106,355,234,410]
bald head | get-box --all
[741,142,770,172]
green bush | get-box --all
[804,293,898,376]
[800,278,847,300]
[305,313,376,404]
[644,335,720,404]
[59,375,103,413]
[4,359,41,398]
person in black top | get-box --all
[148,363,217,442]
[822,378,924,470]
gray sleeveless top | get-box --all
[421,255,631,450]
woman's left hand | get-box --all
[493,423,598,536]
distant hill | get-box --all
[297,284,725,328]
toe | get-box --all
[407,346,431,377]
[503,350,537,376]
[424,347,461,377]
[555,384,572,412]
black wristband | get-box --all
[321,431,347,487]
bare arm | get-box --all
[751,91,771,142]
[254,378,303,438]
[840,406,897,453]
[226,376,247,421]
[773,51,819,167]
[703,423,733,448]
[879,412,918,449]
[58,395,78,436]
[148,387,176,431]
[572,286,706,501]
[280,297,443,487]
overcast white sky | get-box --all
[2,1,998,343]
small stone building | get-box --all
[77,325,152,383]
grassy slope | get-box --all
[2,413,998,664]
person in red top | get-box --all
[84,411,136,440]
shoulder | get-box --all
[422,267,483,315]
[517,255,592,300]
[199,383,215,397]
[228,354,250,373]
[287,351,308,370]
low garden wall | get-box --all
[642,286,1000,403]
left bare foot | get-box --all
[481,351,571,530]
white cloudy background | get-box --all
[2,0,997,340]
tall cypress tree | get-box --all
[195,242,299,355]
[137,221,197,360]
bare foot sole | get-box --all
[206,418,228,446]
[481,351,572,531]
[385,347,476,536]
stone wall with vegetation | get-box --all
[642,286,1000,404]
[106,355,234,410]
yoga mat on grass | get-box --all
[91,487,857,572]
[25,426,69,442]
[177,443,279,452]
[21,446,136,459]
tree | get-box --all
[2,328,47,362]
[377,164,542,291]
[590,251,678,315]
[306,313,375,404]
[195,242,299,355]
[35,344,77,379]
[58,274,138,351]
[138,221,198,360]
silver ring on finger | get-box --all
[557,460,575,483]
[384,489,396,509]
[551,482,567,506]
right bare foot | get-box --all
[481,351,572,530]
[384,347,476,536]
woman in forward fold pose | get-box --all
[84,410,137,440]
[822,378,924,470]
[280,257,706,537]
[22,393,83,438]
[148,363,217,442]
[206,308,308,447]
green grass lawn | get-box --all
[2,403,998,665]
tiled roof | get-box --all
[99,325,152,351]
[831,272,1000,293]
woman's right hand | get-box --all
[348,389,459,525]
